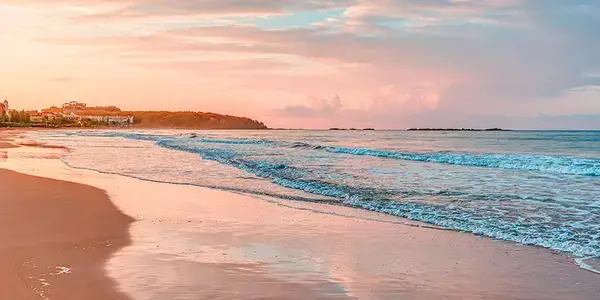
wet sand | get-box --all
[104,181,600,300]
[1,130,599,299]
[0,130,19,149]
[0,164,132,298]
[0,141,18,149]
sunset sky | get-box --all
[1,0,599,129]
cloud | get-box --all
[275,95,343,118]
[3,0,600,128]
[68,0,356,21]
[48,77,78,82]
[40,2,600,100]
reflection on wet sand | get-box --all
[1,141,599,300]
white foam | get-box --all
[54,266,71,275]
[38,279,50,286]
[574,257,600,275]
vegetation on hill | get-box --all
[9,111,31,123]
[1,110,30,124]
[79,110,268,129]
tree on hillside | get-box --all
[8,110,31,123]
[10,111,20,123]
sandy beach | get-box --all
[3,0,599,297]
[1,131,132,300]
[1,130,599,299]
[0,169,133,300]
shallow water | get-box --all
[2,136,600,299]
[27,130,600,260]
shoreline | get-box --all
[1,130,132,299]
[0,169,133,300]
[1,129,599,299]
[0,130,20,149]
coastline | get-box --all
[0,131,133,300]
[0,169,133,300]
[0,130,20,149]
[1,129,599,299]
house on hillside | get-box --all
[29,111,45,123]
[80,115,134,125]
[62,101,86,111]
[61,112,81,120]
[42,112,60,121]
[107,116,134,124]
[60,112,82,123]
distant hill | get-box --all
[78,110,268,129]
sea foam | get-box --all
[62,131,600,259]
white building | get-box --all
[60,112,82,121]
[81,115,134,125]
[30,113,45,123]
[107,116,135,124]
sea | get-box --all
[26,130,600,268]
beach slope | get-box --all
[0,168,133,300]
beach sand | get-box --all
[0,132,133,299]
[1,130,599,299]
[0,130,20,149]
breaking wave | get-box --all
[74,131,600,177]
[324,146,600,176]
[63,131,600,258]
[154,138,600,258]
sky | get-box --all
[0,0,599,129]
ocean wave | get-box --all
[188,136,275,145]
[277,139,600,176]
[153,138,600,258]
[67,131,600,258]
[342,198,599,257]
[325,147,600,176]
[75,131,274,145]
[72,131,166,141]
[74,131,600,177]
[287,142,327,150]
[574,257,600,274]
[60,158,339,205]
[504,132,600,142]
[61,157,454,235]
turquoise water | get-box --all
[32,130,600,258]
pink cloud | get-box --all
[1,0,599,129]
